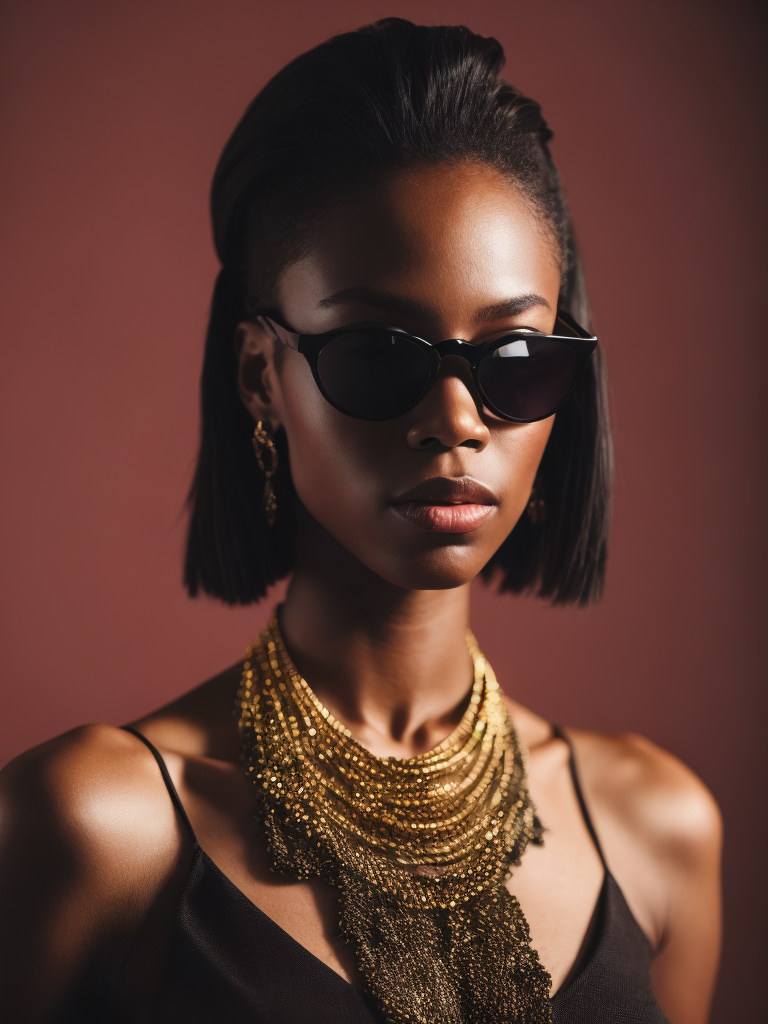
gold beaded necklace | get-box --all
[237,616,553,1023]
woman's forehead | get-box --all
[277,162,561,333]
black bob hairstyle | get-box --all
[184,18,613,607]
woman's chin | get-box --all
[368,547,489,592]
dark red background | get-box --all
[1,1,765,1018]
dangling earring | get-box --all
[526,479,546,525]
[252,421,278,527]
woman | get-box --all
[0,18,721,1024]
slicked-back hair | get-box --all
[184,18,613,607]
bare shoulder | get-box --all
[564,729,723,1013]
[0,723,183,896]
[0,724,192,1018]
[566,728,722,865]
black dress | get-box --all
[58,726,670,1023]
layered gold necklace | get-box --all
[237,616,552,1023]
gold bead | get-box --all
[235,615,552,1022]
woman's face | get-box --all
[239,161,562,590]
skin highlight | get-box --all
[0,161,721,1024]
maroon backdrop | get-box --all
[1,1,766,1018]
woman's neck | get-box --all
[279,513,474,759]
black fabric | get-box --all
[62,726,669,1022]
[550,872,667,1023]
[145,846,385,1024]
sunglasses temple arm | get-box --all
[258,316,301,351]
[555,308,597,342]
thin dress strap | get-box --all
[551,724,607,869]
[122,725,199,846]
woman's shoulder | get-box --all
[508,699,721,949]
[0,663,242,861]
[566,727,722,972]
[3,721,172,818]
[0,723,184,904]
[566,726,722,861]
[507,697,720,871]
[0,724,194,1017]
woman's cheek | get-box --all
[280,395,379,540]
[289,433,370,522]
[491,417,554,527]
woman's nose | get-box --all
[406,358,491,451]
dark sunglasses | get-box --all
[258,310,597,423]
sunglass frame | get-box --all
[259,309,597,423]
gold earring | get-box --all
[252,421,278,527]
[526,481,546,525]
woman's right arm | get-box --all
[0,725,180,1023]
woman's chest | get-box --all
[166,748,606,996]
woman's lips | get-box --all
[392,501,495,533]
[390,477,499,534]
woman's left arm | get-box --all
[574,731,722,1024]
[647,761,722,1024]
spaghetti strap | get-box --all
[551,724,607,869]
[122,725,199,846]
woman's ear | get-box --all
[236,320,283,429]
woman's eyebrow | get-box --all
[317,286,550,320]
[317,286,430,318]
[476,295,551,320]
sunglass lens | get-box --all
[316,331,432,419]
[477,336,578,421]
